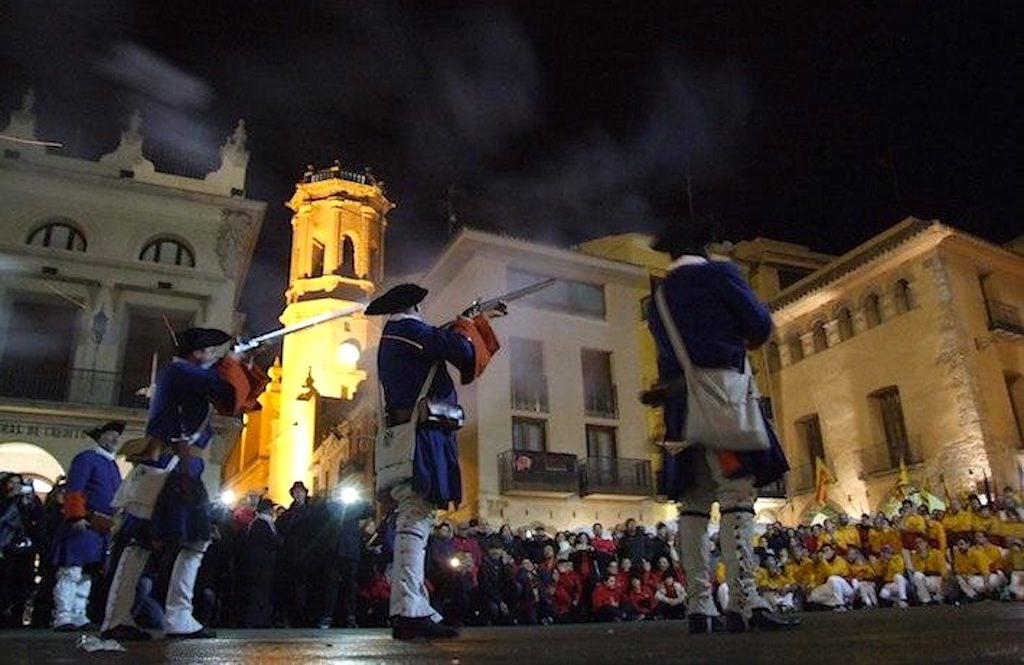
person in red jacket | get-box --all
[624,577,656,620]
[592,575,622,622]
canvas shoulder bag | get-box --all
[111,454,180,520]
[375,364,438,493]
[654,287,771,452]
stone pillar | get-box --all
[879,292,898,322]
[852,307,869,334]
[778,341,793,367]
[799,332,815,358]
[824,320,842,347]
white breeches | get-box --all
[101,545,151,632]
[957,572,1007,598]
[761,590,795,612]
[1009,571,1024,601]
[855,580,878,606]
[912,572,944,603]
[879,575,908,603]
[53,566,92,627]
[808,575,855,607]
[675,448,770,620]
[389,483,442,622]
[163,540,210,634]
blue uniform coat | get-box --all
[51,448,121,567]
[646,257,789,498]
[378,316,477,508]
[146,359,234,543]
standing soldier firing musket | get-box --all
[368,278,551,640]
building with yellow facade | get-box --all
[766,218,1024,523]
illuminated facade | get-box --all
[221,164,391,503]
[767,218,1024,523]
[0,91,265,493]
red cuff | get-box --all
[64,491,87,520]
[215,356,270,415]
[452,316,501,383]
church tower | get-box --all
[267,162,393,502]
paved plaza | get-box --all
[0,603,1020,665]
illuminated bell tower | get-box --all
[269,162,393,502]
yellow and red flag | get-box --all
[814,456,836,505]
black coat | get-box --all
[326,500,373,561]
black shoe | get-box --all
[391,616,459,640]
[53,623,82,633]
[344,615,359,629]
[688,614,725,634]
[101,625,152,642]
[724,612,747,633]
[747,609,800,631]
[166,627,218,639]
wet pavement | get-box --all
[1,602,1021,664]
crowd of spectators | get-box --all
[0,471,1022,631]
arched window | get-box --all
[140,237,195,267]
[788,336,804,363]
[339,235,356,278]
[812,322,828,353]
[836,307,854,342]
[27,220,86,252]
[864,293,882,328]
[894,279,912,314]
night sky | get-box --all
[1,2,1020,334]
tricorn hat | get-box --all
[365,283,428,316]
[84,421,125,442]
[290,481,309,494]
[177,327,232,355]
[650,220,716,258]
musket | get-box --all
[233,304,366,354]
[443,278,556,327]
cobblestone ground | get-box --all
[0,603,1021,665]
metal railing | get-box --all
[302,164,376,186]
[759,477,788,499]
[511,379,549,413]
[580,456,653,497]
[498,449,578,495]
[989,300,1024,336]
[860,436,924,476]
[787,463,815,493]
[584,385,618,419]
[0,366,127,407]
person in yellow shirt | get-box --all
[845,548,879,607]
[952,537,1004,600]
[1005,538,1024,601]
[972,505,998,536]
[942,500,973,542]
[926,510,948,553]
[833,514,862,553]
[875,545,908,608]
[909,540,949,604]
[806,545,854,609]
[868,517,902,556]
[899,505,928,550]
[755,557,798,612]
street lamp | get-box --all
[337,341,360,365]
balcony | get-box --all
[988,299,1024,337]
[759,477,788,499]
[859,436,924,478]
[580,457,653,499]
[498,449,579,498]
[787,463,815,494]
[511,380,549,413]
[0,366,132,408]
[584,386,618,419]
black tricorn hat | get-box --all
[84,421,125,441]
[650,220,716,257]
[177,327,231,355]
[365,283,428,315]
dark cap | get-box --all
[290,481,309,494]
[650,220,716,258]
[84,421,125,442]
[365,284,428,316]
[177,328,231,355]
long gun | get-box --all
[233,304,366,354]
[443,278,556,327]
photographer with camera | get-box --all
[0,472,43,627]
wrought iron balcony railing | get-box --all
[580,456,653,497]
[0,365,134,408]
[859,435,924,477]
[498,449,579,496]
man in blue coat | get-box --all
[101,327,247,641]
[51,421,123,631]
[367,283,501,640]
[646,225,795,634]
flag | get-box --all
[897,458,910,499]
[814,457,836,505]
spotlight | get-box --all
[449,557,461,570]
[220,489,237,505]
[337,341,360,365]
[339,486,359,504]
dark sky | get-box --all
[1,2,1020,334]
